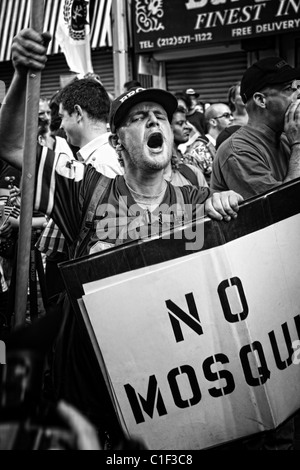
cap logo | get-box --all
[276,60,288,69]
[119,87,146,104]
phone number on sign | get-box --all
[157,33,212,47]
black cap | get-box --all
[241,57,300,103]
[109,87,178,133]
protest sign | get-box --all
[60,179,300,450]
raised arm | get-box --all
[0,28,51,169]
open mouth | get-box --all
[147,132,163,149]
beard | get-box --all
[123,146,172,172]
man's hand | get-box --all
[284,99,300,146]
[9,185,21,206]
[204,190,244,221]
[11,28,51,75]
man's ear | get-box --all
[253,92,267,108]
[74,104,84,120]
[37,135,45,146]
[109,133,123,151]
[109,133,118,149]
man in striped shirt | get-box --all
[0,28,243,445]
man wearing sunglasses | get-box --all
[184,103,233,185]
[211,57,300,199]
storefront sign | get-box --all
[133,0,300,53]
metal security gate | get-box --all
[0,49,114,102]
[39,50,114,100]
[166,51,248,105]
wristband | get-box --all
[291,141,300,147]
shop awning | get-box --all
[0,0,113,62]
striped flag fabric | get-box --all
[0,0,113,62]
[0,195,20,226]
[55,0,93,76]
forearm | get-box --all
[9,215,47,229]
[32,216,47,229]
[0,70,27,169]
[0,28,51,170]
[284,144,300,183]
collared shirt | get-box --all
[205,133,216,147]
[76,133,124,178]
[211,124,290,199]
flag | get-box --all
[0,195,20,227]
[56,0,93,76]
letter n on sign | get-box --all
[166,293,203,343]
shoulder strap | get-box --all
[173,185,193,222]
[83,175,111,225]
[70,174,111,258]
[177,163,198,187]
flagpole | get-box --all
[112,0,128,97]
[14,0,45,328]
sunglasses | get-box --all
[214,112,233,120]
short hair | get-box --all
[57,78,111,123]
[173,105,187,116]
[204,104,216,123]
[204,103,227,123]
[39,95,50,104]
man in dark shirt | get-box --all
[211,57,300,199]
[211,56,300,450]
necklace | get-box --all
[124,178,167,200]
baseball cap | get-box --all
[109,87,178,133]
[185,88,200,98]
[241,57,300,103]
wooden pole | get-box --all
[112,0,129,97]
[14,0,44,328]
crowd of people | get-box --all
[0,27,300,450]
